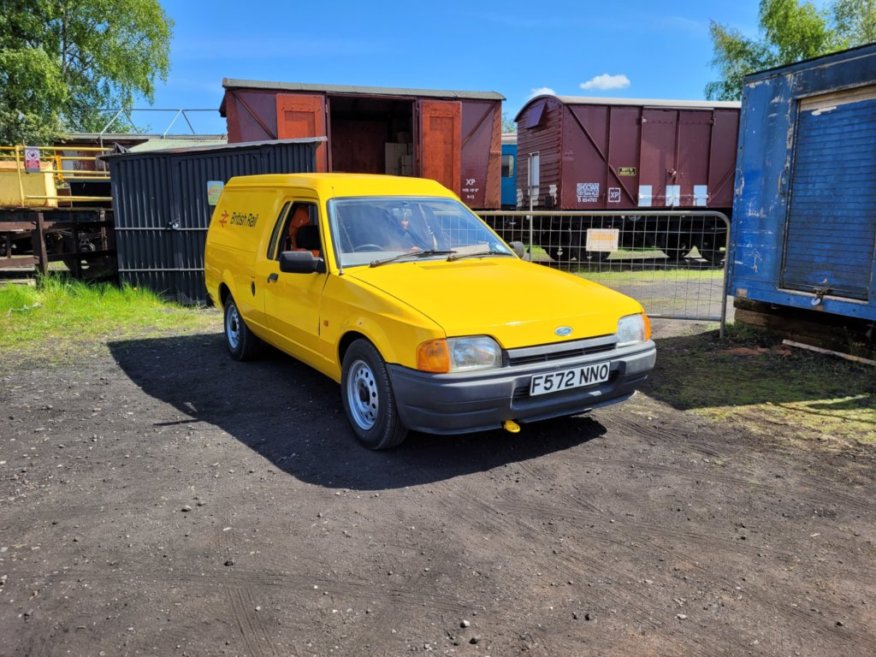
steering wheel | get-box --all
[353,243,383,252]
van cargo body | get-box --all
[220,80,504,209]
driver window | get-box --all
[266,202,291,259]
[269,202,320,260]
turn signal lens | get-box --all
[417,339,451,373]
[643,312,652,341]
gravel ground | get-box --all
[1,320,873,657]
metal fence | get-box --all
[478,210,731,335]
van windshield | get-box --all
[327,196,512,268]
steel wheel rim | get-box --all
[347,359,378,430]
[225,304,241,350]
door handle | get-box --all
[267,273,278,283]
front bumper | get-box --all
[387,339,656,435]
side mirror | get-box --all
[509,241,528,260]
[279,251,326,274]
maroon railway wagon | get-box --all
[221,79,505,209]
[512,95,741,262]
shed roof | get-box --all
[221,78,505,106]
[100,137,324,161]
[128,137,228,153]
[515,95,740,121]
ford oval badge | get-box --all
[555,326,573,337]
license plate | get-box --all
[530,362,611,397]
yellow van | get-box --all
[204,173,655,449]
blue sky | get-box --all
[146,0,766,135]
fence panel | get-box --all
[479,210,731,333]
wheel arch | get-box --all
[338,330,372,365]
[218,282,231,308]
[217,270,239,309]
[336,316,414,368]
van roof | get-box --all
[224,172,456,198]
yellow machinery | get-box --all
[0,145,115,277]
[0,145,112,207]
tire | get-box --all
[224,296,260,361]
[546,245,565,263]
[582,249,609,264]
[699,249,725,266]
[341,340,408,450]
[547,230,589,264]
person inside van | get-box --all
[286,205,320,257]
[397,207,422,252]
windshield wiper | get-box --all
[369,249,456,267]
[446,248,513,262]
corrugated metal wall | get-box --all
[107,139,319,305]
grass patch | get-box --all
[576,268,724,284]
[0,277,218,363]
[643,324,876,445]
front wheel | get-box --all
[341,340,408,449]
[224,296,260,361]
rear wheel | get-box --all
[341,340,408,450]
[546,231,585,263]
[546,245,565,262]
[224,296,260,361]
[697,229,728,266]
[656,234,689,264]
[698,248,725,266]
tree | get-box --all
[706,0,875,100]
[833,0,876,45]
[0,0,173,144]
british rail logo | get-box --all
[229,212,259,228]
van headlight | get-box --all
[417,336,502,373]
[616,313,651,347]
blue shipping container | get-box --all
[501,134,517,209]
[729,44,876,321]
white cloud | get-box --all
[579,74,631,91]
[528,87,556,98]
